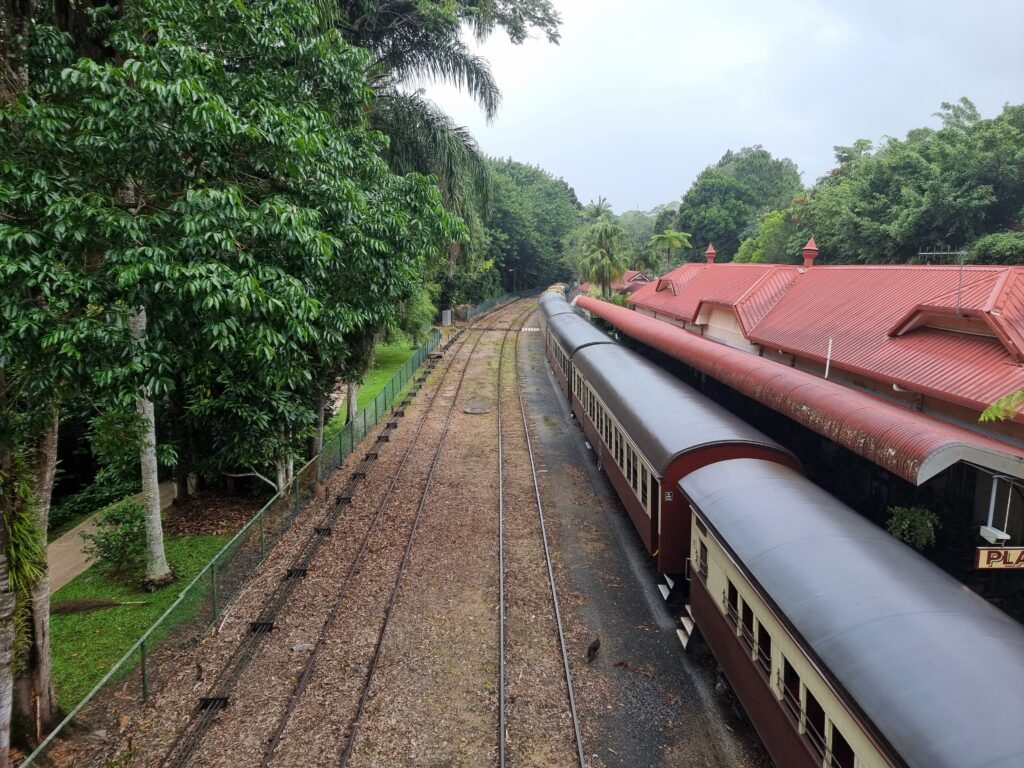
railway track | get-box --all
[159,300,528,768]
[333,301,536,768]
[497,306,586,767]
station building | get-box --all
[576,241,1024,614]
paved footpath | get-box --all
[48,481,178,592]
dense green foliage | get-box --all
[2,0,460,497]
[643,99,1024,271]
[482,158,580,293]
[672,146,803,261]
[886,506,940,551]
[803,100,1024,263]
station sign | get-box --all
[975,547,1024,569]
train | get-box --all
[538,290,1024,768]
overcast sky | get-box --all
[427,0,1024,213]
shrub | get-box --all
[81,501,147,579]
[886,505,940,550]
[50,465,139,533]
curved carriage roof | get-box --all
[572,345,788,476]
[681,458,1024,768]
[539,292,576,320]
[546,312,615,358]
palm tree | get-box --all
[579,219,630,298]
[583,196,613,221]
[646,229,692,274]
[335,2,558,267]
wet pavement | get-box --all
[521,310,771,768]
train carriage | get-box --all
[570,344,798,575]
[543,312,615,399]
[683,458,1024,768]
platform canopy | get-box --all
[577,296,1024,485]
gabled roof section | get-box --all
[629,263,777,323]
[746,265,1024,416]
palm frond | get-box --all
[372,90,490,213]
[370,29,501,120]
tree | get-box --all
[1,2,459,758]
[578,219,631,298]
[646,229,692,273]
[803,99,1024,264]
[675,146,803,260]
[583,196,613,221]
[483,159,579,291]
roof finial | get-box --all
[802,236,819,268]
[705,243,717,264]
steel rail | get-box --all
[338,302,534,768]
[161,300,525,768]
[502,306,586,767]
[259,313,504,766]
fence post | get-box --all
[259,510,266,559]
[140,639,149,703]
[211,562,219,622]
[374,395,379,426]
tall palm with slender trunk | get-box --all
[579,219,630,298]
[647,229,692,274]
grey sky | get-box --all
[428,0,1024,213]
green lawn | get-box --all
[324,343,417,439]
[50,534,230,709]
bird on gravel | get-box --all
[586,635,601,663]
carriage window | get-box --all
[740,602,754,649]
[829,725,855,768]
[641,466,648,506]
[726,580,738,623]
[698,540,708,579]
[756,623,772,677]
[782,658,800,721]
[805,690,826,760]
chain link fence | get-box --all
[23,329,443,767]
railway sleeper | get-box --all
[285,567,308,579]
[364,452,379,461]
[385,421,399,430]
[314,526,332,537]
[199,697,229,712]
[248,620,275,635]
[335,495,352,506]
[351,470,367,480]
[376,434,390,443]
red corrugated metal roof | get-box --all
[577,296,1024,484]
[630,263,777,323]
[745,265,1024,416]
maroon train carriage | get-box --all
[543,311,615,400]
[569,343,798,576]
[682,458,1024,768]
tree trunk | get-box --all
[131,309,172,586]
[0,440,17,768]
[274,460,287,493]
[169,391,189,505]
[346,383,358,425]
[25,405,58,738]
